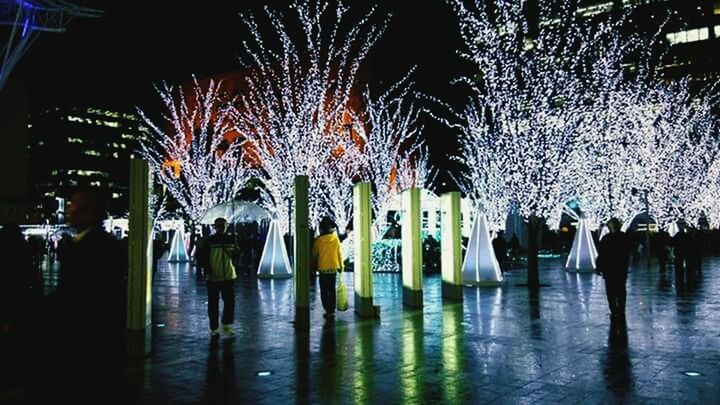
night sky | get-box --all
[12,0,474,189]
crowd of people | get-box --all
[1,192,717,400]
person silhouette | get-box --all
[596,218,633,320]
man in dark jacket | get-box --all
[492,230,508,272]
[596,218,634,319]
[197,217,238,337]
[47,190,126,400]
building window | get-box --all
[86,108,120,118]
[84,149,102,157]
[67,115,92,124]
[95,120,120,128]
[67,137,84,144]
[577,1,613,17]
[666,27,710,45]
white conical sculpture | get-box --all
[565,218,597,272]
[462,213,503,286]
[168,227,189,262]
[257,219,292,279]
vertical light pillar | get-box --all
[294,175,310,329]
[402,187,422,308]
[353,182,375,318]
[127,158,152,357]
[441,192,463,301]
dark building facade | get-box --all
[0,81,30,223]
[28,107,144,221]
[575,0,719,83]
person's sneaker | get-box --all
[222,325,234,337]
[210,328,221,338]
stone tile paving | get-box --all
[128,257,720,403]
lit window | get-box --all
[86,108,120,118]
[121,134,136,140]
[67,137,84,144]
[715,25,720,37]
[84,150,101,157]
[112,193,122,199]
[51,170,59,176]
[577,1,613,17]
[95,120,120,128]
[76,170,108,177]
[666,27,710,45]
[112,152,119,158]
[90,181,102,187]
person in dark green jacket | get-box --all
[198,217,238,337]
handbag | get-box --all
[336,278,348,311]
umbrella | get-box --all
[200,201,270,224]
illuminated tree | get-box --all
[355,81,426,236]
[641,81,720,230]
[233,0,387,232]
[138,77,254,223]
[451,0,638,285]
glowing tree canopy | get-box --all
[698,159,720,229]
[451,0,617,225]
[356,80,429,236]
[138,77,254,223]
[641,81,720,230]
[233,0,387,232]
[453,103,510,232]
[449,0,666,285]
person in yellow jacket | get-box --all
[312,217,344,319]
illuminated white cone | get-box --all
[565,218,597,272]
[462,213,503,286]
[168,227,189,262]
[257,219,292,279]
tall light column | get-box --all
[402,187,423,308]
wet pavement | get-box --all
[116,256,720,404]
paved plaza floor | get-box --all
[2,256,718,404]
[116,257,720,404]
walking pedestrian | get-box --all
[197,218,239,337]
[311,217,344,320]
[596,218,634,320]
